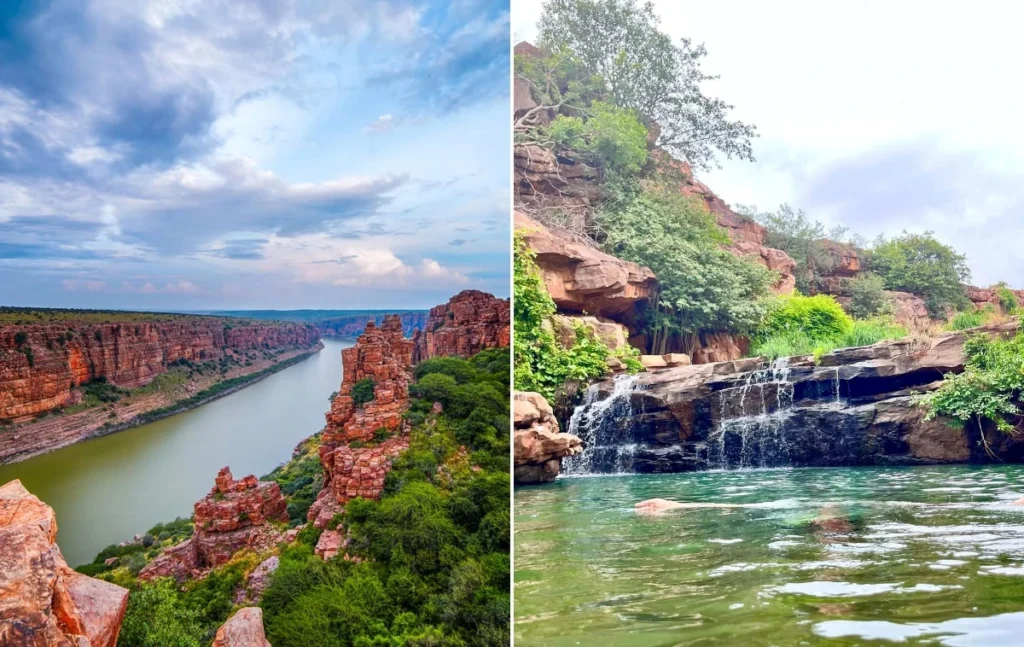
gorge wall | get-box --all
[412,289,511,363]
[0,317,320,422]
[315,313,427,339]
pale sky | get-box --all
[514,0,1024,288]
[0,0,509,310]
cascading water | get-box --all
[562,374,642,475]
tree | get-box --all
[599,187,775,352]
[537,0,756,170]
[871,232,970,316]
[848,272,893,319]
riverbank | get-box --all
[0,341,323,465]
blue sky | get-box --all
[516,0,1024,288]
[0,0,510,310]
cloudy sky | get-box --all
[515,0,1024,288]
[0,0,509,310]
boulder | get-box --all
[212,607,271,647]
[550,315,630,351]
[0,479,129,647]
[314,530,343,561]
[513,392,583,485]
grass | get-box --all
[945,306,998,331]
[752,318,909,362]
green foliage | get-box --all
[118,579,205,647]
[537,0,755,170]
[513,234,620,401]
[871,231,970,316]
[351,378,376,407]
[753,317,907,361]
[756,294,853,343]
[547,101,648,179]
[946,308,993,331]
[995,283,1019,314]
[14,331,28,345]
[261,348,510,647]
[922,330,1024,440]
[848,272,893,319]
[599,188,774,350]
[264,435,324,525]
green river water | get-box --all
[515,467,1024,646]
[0,338,351,567]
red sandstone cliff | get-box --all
[139,467,288,581]
[0,479,129,647]
[309,316,413,531]
[412,290,511,363]
[0,318,319,422]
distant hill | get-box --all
[199,310,430,339]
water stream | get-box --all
[0,339,351,566]
[515,466,1024,646]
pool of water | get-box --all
[0,339,351,566]
[514,466,1024,646]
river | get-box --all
[0,338,351,567]
[515,467,1024,646]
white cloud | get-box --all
[364,114,397,134]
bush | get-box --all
[946,307,993,331]
[756,294,853,344]
[871,231,970,316]
[995,283,1019,313]
[848,272,893,319]
[752,317,907,361]
[350,378,375,407]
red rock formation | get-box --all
[515,211,657,319]
[139,467,287,581]
[212,607,271,647]
[966,284,1024,310]
[0,479,129,647]
[311,316,414,529]
[0,318,319,421]
[412,290,510,363]
[514,392,582,485]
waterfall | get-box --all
[562,374,642,475]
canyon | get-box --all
[0,314,321,463]
[412,289,511,363]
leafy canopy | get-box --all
[537,0,756,170]
[871,231,970,316]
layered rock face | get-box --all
[0,319,319,421]
[515,211,657,320]
[139,467,288,581]
[513,391,582,485]
[412,290,510,363]
[0,479,129,647]
[565,321,1022,474]
[966,285,1024,309]
[311,316,413,527]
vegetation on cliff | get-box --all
[514,235,640,401]
[871,232,972,316]
[922,329,1024,452]
[261,348,511,647]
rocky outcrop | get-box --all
[567,320,1022,474]
[311,316,413,527]
[139,467,287,581]
[212,607,271,647]
[412,290,510,363]
[515,211,657,321]
[966,285,1024,310]
[0,318,319,421]
[0,479,129,647]
[888,291,932,331]
[315,313,427,340]
[514,391,582,485]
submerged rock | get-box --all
[0,479,129,647]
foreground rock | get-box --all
[0,479,129,647]
[513,391,582,485]
[310,316,413,529]
[212,607,271,647]
[568,321,1022,474]
[139,467,287,581]
[412,290,510,363]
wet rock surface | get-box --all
[565,321,1022,474]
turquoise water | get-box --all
[515,466,1024,646]
[0,339,350,566]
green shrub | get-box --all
[945,306,996,331]
[14,331,28,346]
[871,231,970,316]
[995,283,1019,313]
[752,317,907,361]
[848,272,893,319]
[756,294,853,343]
[350,378,375,407]
[118,579,205,647]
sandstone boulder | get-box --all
[0,479,129,647]
[212,607,271,647]
[513,392,582,485]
